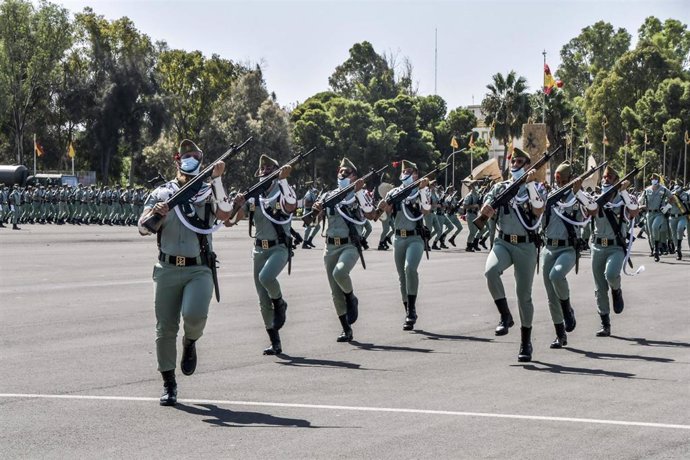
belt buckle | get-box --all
[400,229,407,237]
[175,256,185,267]
[601,238,608,247]
[261,239,269,249]
[551,239,558,246]
[334,237,341,246]
[510,234,518,244]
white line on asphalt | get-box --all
[1,393,688,430]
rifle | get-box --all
[141,137,253,233]
[384,163,451,207]
[545,161,607,208]
[301,164,389,227]
[473,146,562,230]
[227,147,316,221]
[595,162,648,208]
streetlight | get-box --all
[444,148,467,187]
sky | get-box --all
[57,0,688,111]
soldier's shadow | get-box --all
[565,347,674,363]
[349,340,434,354]
[175,403,327,428]
[275,354,364,370]
[413,329,494,343]
[515,360,639,379]
[610,335,690,348]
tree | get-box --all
[0,0,72,165]
[638,17,690,69]
[557,21,631,101]
[529,89,574,164]
[481,71,532,170]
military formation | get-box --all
[5,140,688,407]
[0,183,148,229]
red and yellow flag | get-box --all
[68,142,76,159]
[34,139,45,157]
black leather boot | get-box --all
[596,314,611,337]
[377,241,388,250]
[560,298,576,332]
[472,238,481,251]
[336,314,353,342]
[12,223,20,230]
[480,237,488,249]
[271,297,288,330]
[465,243,475,252]
[677,239,683,260]
[550,322,568,349]
[180,337,197,376]
[654,242,660,262]
[263,328,282,355]
[159,370,177,406]
[448,235,457,247]
[440,235,449,249]
[494,298,514,336]
[518,327,533,362]
[432,241,440,250]
[403,294,417,331]
[343,291,359,325]
[611,288,624,314]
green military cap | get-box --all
[604,165,619,180]
[555,161,572,179]
[178,139,202,156]
[255,154,279,176]
[511,147,531,162]
[339,157,357,172]
[650,172,661,180]
[401,159,417,171]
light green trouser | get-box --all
[669,216,687,242]
[304,223,320,242]
[541,245,576,324]
[484,239,537,328]
[466,212,479,244]
[445,214,463,237]
[393,234,424,300]
[252,244,289,328]
[12,205,21,224]
[324,243,359,316]
[362,220,373,240]
[646,211,664,244]
[591,244,624,315]
[379,219,392,243]
[153,262,212,372]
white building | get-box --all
[466,104,522,170]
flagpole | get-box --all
[684,133,688,184]
[33,133,37,176]
[71,157,74,176]
[662,135,667,178]
[542,50,546,124]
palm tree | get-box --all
[481,71,532,171]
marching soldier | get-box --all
[639,173,671,262]
[229,154,297,355]
[377,160,431,331]
[0,184,8,227]
[463,180,482,251]
[480,148,545,362]
[441,185,463,247]
[312,158,378,342]
[589,165,639,337]
[9,184,22,230]
[138,139,232,406]
[301,184,320,249]
[668,183,688,260]
[540,162,585,348]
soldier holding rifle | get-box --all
[138,139,236,406]
[589,165,641,337]
[312,158,379,343]
[479,148,548,363]
[377,160,433,331]
[227,154,297,356]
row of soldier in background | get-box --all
[0,183,148,229]
[295,173,690,262]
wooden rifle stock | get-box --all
[142,137,253,233]
[595,162,648,208]
[472,146,561,230]
[545,161,607,208]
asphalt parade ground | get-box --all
[1,222,689,459]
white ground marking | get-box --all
[1,393,689,430]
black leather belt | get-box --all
[669,214,682,218]
[395,229,419,237]
[255,238,279,249]
[594,237,619,247]
[498,232,533,244]
[159,252,202,266]
[327,237,349,246]
[544,238,571,247]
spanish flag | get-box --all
[34,139,45,157]
[450,136,459,150]
[68,142,76,159]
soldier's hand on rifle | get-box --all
[480,203,495,218]
[377,199,392,214]
[153,202,169,216]
[353,178,365,192]
[278,165,292,180]
[418,178,430,189]
[526,170,538,183]
[233,194,246,208]
[312,201,323,213]
[211,161,226,179]
[619,180,630,190]
[572,178,583,194]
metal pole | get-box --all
[72,157,75,176]
[602,125,606,163]
[684,141,687,185]
[33,133,36,176]
[663,142,666,178]
[542,50,546,124]
[643,143,647,185]
[434,28,437,95]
